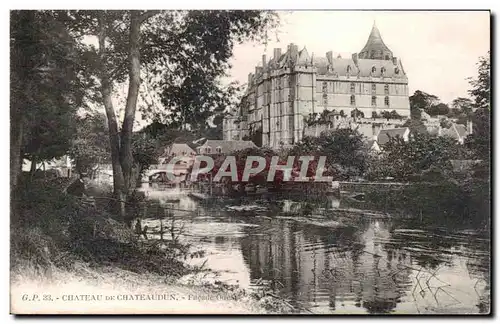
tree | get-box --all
[351,108,364,119]
[409,90,439,119]
[62,10,279,222]
[451,97,473,116]
[290,128,367,178]
[465,52,491,161]
[427,103,450,116]
[368,133,462,181]
[11,10,84,198]
[468,52,490,111]
[69,113,111,176]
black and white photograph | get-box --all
[9,9,491,315]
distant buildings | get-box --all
[196,140,257,155]
[223,23,410,149]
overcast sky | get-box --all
[228,11,490,104]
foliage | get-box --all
[365,132,464,181]
[468,52,490,110]
[11,11,84,164]
[409,90,439,118]
[427,103,450,116]
[69,113,111,175]
[351,108,364,118]
[290,128,367,178]
[464,52,491,162]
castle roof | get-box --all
[358,22,394,60]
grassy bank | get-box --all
[10,179,294,314]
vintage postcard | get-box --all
[10,10,491,315]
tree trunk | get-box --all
[30,155,37,178]
[120,12,142,199]
[98,12,126,220]
[10,102,23,222]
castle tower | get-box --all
[358,22,393,60]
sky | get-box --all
[228,11,490,104]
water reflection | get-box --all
[138,185,490,314]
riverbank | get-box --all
[10,179,294,314]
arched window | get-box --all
[384,84,389,95]
[347,65,351,74]
[350,82,355,94]
[371,66,376,73]
[371,96,377,107]
[385,96,390,107]
[381,67,386,74]
[350,95,356,106]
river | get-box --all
[138,183,490,315]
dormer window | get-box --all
[205,146,212,154]
[395,67,400,75]
[215,146,222,154]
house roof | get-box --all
[161,143,196,157]
[377,127,409,145]
[441,123,469,141]
[198,140,257,153]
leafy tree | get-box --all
[61,10,279,221]
[409,90,439,119]
[371,111,379,119]
[11,11,84,180]
[389,110,403,119]
[450,97,473,116]
[367,133,463,181]
[465,52,491,161]
[290,128,367,178]
[351,108,364,119]
[427,103,450,116]
[403,118,428,135]
[468,52,490,111]
[69,113,111,175]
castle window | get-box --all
[205,146,212,154]
[350,95,356,106]
[381,67,386,74]
[385,55,390,60]
[215,146,222,154]
[385,96,390,107]
[371,84,376,93]
[347,65,351,74]
[371,66,376,73]
[322,81,328,91]
[395,67,400,75]
[350,82,355,94]
[384,84,389,95]
[371,96,377,107]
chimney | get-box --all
[392,57,398,65]
[352,53,358,65]
[326,51,333,64]
[273,48,282,60]
[289,43,298,58]
[262,54,267,68]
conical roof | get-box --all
[358,22,393,60]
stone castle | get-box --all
[223,23,411,149]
